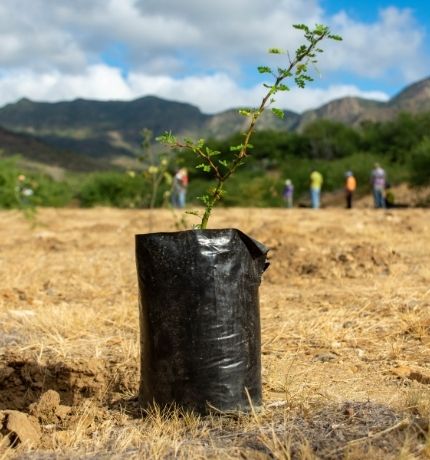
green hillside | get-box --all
[0,126,102,172]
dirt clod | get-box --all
[391,366,430,385]
[29,390,71,424]
[0,410,41,448]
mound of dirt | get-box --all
[265,239,400,283]
[0,354,138,411]
[0,357,139,454]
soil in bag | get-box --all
[135,228,269,414]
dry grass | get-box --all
[0,207,429,459]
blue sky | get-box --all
[0,0,428,114]
[321,0,429,94]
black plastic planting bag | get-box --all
[135,228,269,413]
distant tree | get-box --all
[410,137,430,186]
[302,119,361,159]
[360,112,430,163]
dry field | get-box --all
[0,206,429,459]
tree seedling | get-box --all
[158,24,341,229]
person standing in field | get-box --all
[282,179,294,208]
[309,170,323,209]
[370,163,386,208]
[172,168,189,209]
[344,171,357,209]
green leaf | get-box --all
[296,63,307,74]
[313,24,328,36]
[278,69,292,78]
[257,66,272,74]
[196,163,211,173]
[197,195,211,206]
[155,131,176,144]
[230,144,244,152]
[295,45,308,59]
[218,159,229,167]
[271,108,285,119]
[205,147,220,157]
[238,109,251,117]
[293,24,310,33]
[295,77,305,88]
[268,47,282,54]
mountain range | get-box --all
[0,76,429,172]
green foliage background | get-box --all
[1,111,430,209]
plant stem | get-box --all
[200,180,223,229]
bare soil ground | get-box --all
[0,206,429,459]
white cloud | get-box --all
[1,1,425,80]
[0,1,88,71]
[0,0,324,73]
[0,0,427,112]
[322,7,427,82]
[0,66,133,104]
[276,85,389,113]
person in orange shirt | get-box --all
[345,171,357,209]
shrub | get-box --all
[410,138,430,187]
[78,171,151,208]
[0,157,20,208]
[0,156,73,209]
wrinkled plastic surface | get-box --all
[135,228,268,414]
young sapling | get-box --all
[158,24,341,229]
